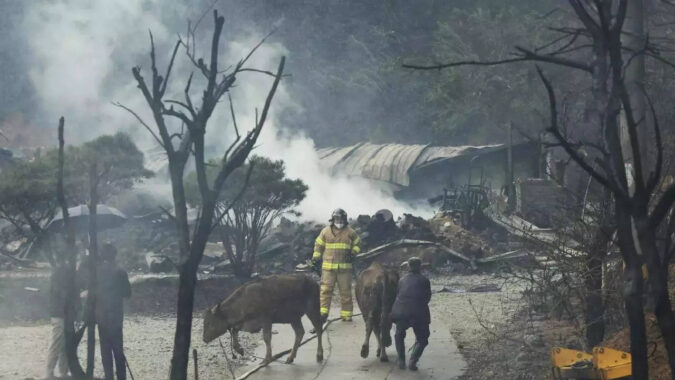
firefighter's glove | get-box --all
[346,253,355,263]
[311,259,322,273]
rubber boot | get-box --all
[395,333,406,369]
[408,342,426,371]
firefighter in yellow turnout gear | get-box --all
[312,208,361,322]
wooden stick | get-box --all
[193,349,199,380]
[356,239,477,269]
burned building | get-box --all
[318,141,542,201]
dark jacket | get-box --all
[391,272,431,325]
[95,262,131,329]
[49,264,70,318]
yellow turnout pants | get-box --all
[320,269,353,319]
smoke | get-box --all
[23,0,187,145]
[22,0,432,222]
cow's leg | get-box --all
[286,319,305,364]
[230,328,244,357]
[374,322,388,362]
[262,323,273,364]
[360,316,373,358]
[307,308,324,362]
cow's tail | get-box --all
[380,273,392,347]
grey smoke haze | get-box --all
[16,0,431,221]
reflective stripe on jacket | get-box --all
[313,225,361,270]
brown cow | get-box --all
[203,274,324,364]
[355,262,399,362]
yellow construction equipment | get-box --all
[551,346,631,379]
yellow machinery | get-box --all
[551,346,631,379]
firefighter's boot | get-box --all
[408,342,426,371]
[395,332,406,369]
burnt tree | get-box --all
[120,11,285,380]
[406,1,675,377]
[56,118,87,379]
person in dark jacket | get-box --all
[391,257,431,370]
[96,243,131,380]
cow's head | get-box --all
[203,303,230,343]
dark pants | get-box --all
[395,318,430,350]
[98,324,126,380]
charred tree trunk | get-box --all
[57,118,87,379]
[124,11,284,378]
[170,265,198,380]
[585,190,612,347]
[584,250,606,346]
[624,261,649,376]
[622,0,646,165]
[85,162,99,378]
[638,222,675,373]
[169,203,215,380]
[616,204,649,377]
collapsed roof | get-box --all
[317,142,516,187]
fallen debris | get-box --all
[145,252,174,273]
[356,239,477,270]
[429,213,496,259]
[437,283,501,294]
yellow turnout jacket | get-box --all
[313,225,361,270]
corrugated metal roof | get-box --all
[318,145,361,172]
[336,143,386,178]
[413,144,504,169]
[318,143,510,186]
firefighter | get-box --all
[391,257,431,371]
[312,208,361,322]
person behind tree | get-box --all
[46,252,73,379]
[96,243,131,380]
[391,256,431,371]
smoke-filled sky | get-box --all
[0,0,433,221]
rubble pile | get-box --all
[252,218,323,274]
[366,245,447,268]
[351,209,399,249]
[429,213,496,259]
[0,204,511,276]
[397,213,437,241]
[0,254,17,270]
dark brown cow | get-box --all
[355,262,399,362]
[203,274,324,364]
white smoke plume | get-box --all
[23,1,432,222]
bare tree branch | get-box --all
[113,102,166,149]
[537,65,624,197]
[213,57,286,193]
[644,90,663,195]
[160,40,182,97]
[402,45,593,72]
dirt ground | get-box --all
[0,272,534,380]
[0,315,260,380]
[427,274,548,380]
